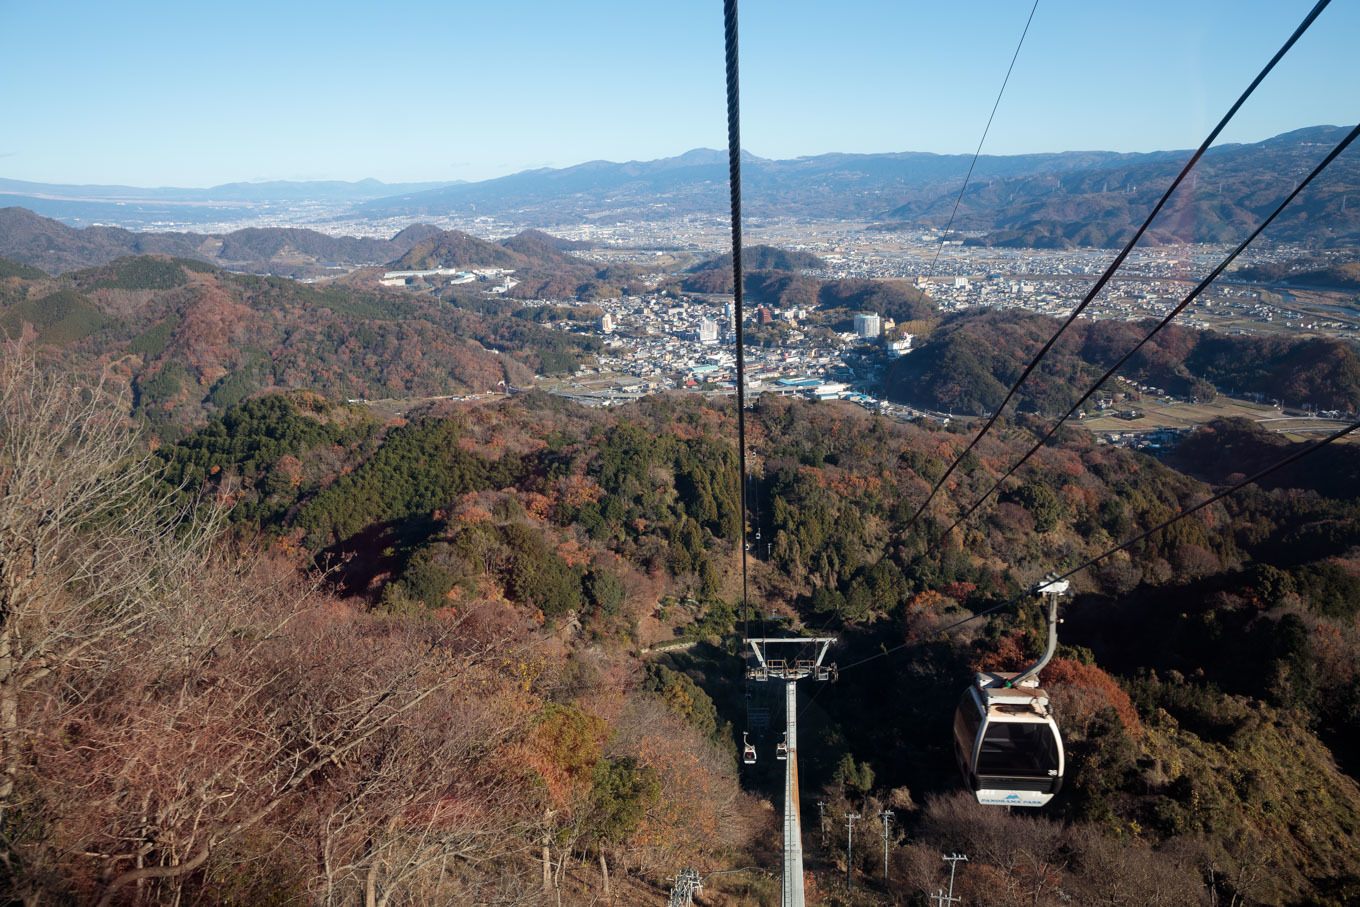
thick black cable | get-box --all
[929,120,1360,551]
[902,0,1333,535]
[929,0,1040,271]
[723,0,755,651]
[842,415,1360,674]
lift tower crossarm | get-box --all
[744,637,837,681]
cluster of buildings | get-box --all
[380,267,518,291]
[352,215,1355,415]
[516,285,923,413]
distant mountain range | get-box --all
[4,127,1357,246]
[0,209,598,278]
[354,127,1360,246]
[0,176,456,203]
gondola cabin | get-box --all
[953,672,1063,807]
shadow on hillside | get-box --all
[315,514,440,601]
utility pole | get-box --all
[818,800,827,850]
[942,853,969,905]
[744,637,837,907]
[880,809,894,880]
[845,813,860,890]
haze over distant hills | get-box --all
[0,177,458,228]
[4,127,1357,245]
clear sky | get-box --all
[1,0,1355,188]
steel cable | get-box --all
[902,0,1334,536]
[841,415,1360,674]
[928,120,1360,552]
[929,0,1040,272]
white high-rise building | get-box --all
[600,313,615,334]
[697,319,720,344]
[854,312,881,339]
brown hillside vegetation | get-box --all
[0,207,452,278]
[0,344,758,905]
[0,256,603,432]
[7,334,1360,903]
[389,229,527,271]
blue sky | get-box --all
[1,0,1355,187]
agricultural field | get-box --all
[1081,396,1277,434]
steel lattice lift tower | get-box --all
[744,637,836,907]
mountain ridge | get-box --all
[0,210,587,279]
[355,126,1359,245]
[6,127,1357,246]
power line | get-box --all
[797,673,830,721]
[929,0,1040,272]
[901,0,1333,536]
[840,414,1360,675]
[802,0,1039,660]
[877,0,1038,465]
[927,119,1360,551]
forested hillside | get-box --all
[673,262,937,325]
[0,209,601,281]
[8,327,1357,905]
[0,208,450,278]
[0,255,600,434]
[885,308,1360,415]
[5,220,1360,906]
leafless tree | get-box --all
[0,339,222,893]
[916,792,1066,907]
[1065,831,1208,906]
[1,343,552,905]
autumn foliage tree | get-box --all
[0,345,555,905]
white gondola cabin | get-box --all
[742,731,757,765]
[953,577,1069,807]
[953,672,1064,807]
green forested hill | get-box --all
[388,229,528,270]
[689,244,828,273]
